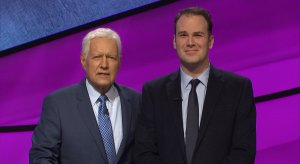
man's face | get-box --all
[81,37,120,93]
[174,14,214,69]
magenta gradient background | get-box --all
[1,0,300,163]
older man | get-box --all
[30,28,141,164]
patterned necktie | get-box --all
[186,79,201,164]
[98,95,116,164]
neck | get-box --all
[87,79,111,95]
[97,87,109,95]
[181,62,209,78]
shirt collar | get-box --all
[86,79,118,105]
[180,65,210,89]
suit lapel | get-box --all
[195,66,224,149]
[115,84,132,162]
[76,80,108,164]
[166,71,186,157]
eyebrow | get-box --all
[177,31,187,35]
[176,31,206,35]
[194,31,205,35]
[92,52,118,58]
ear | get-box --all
[117,57,121,70]
[173,35,176,49]
[209,35,214,49]
[80,53,86,71]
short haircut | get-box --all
[174,7,213,35]
[82,28,122,58]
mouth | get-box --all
[185,49,199,52]
[97,72,110,76]
[185,50,199,55]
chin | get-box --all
[97,81,112,87]
[184,59,202,64]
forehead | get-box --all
[176,14,209,32]
[89,37,118,51]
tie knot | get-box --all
[99,94,108,103]
[98,95,108,115]
[190,79,201,89]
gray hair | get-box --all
[81,28,122,58]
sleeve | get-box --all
[134,84,162,164]
[29,95,61,164]
[222,79,256,164]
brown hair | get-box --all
[174,7,213,35]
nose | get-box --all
[186,36,195,47]
[100,56,108,69]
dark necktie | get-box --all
[98,95,117,164]
[186,79,200,164]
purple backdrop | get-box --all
[1,0,300,163]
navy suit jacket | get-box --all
[134,66,256,164]
[30,80,141,164]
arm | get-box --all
[222,79,256,164]
[134,85,162,164]
[29,95,61,164]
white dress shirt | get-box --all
[86,79,123,153]
[180,66,209,139]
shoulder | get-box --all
[212,66,251,83]
[39,82,86,115]
[49,83,82,97]
[115,84,142,111]
[44,82,85,104]
[143,71,179,88]
[115,83,141,98]
[211,67,253,91]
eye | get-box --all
[92,56,99,60]
[194,33,204,37]
[107,55,118,61]
[92,54,102,59]
[179,33,188,37]
[177,31,188,38]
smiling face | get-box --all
[174,14,214,76]
[81,37,120,94]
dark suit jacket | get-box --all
[30,80,141,164]
[134,66,256,164]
